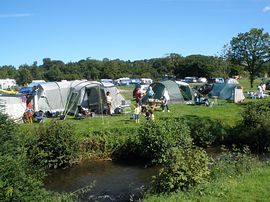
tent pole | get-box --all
[99,85,104,125]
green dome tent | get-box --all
[208,83,245,102]
[142,80,194,104]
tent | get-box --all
[208,83,245,102]
[64,80,107,115]
[142,80,194,104]
[0,95,26,121]
[64,80,130,115]
[32,80,129,116]
[35,80,72,113]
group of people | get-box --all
[133,86,170,123]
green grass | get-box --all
[238,78,262,91]
[29,101,242,139]
[144,164,270,202]
[21,84,246,138]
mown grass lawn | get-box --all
[51,100,244,140]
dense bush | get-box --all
[151,147,210,193]
[137,119,192,164]
[181,116,227,147]
[0,113,65,201]
[0,154,53,202]
[28,121,79,168]
[0,113,18,154]
[227,100,270,152]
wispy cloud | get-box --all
[0,13,32,18]
[262,6,270,12]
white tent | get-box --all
[0,95,26,121]
[35,80,72,113]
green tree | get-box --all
[226,28,270,87]
[17,66,33,86]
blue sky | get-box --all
[0,0,270,67]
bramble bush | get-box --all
[137,119,192,164]
[28,120,79,168]
[151,147,210,193]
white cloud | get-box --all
[262,6,270,12]
[0,13,32,18]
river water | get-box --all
[44,160,160,202]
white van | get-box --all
[140,78,153,84]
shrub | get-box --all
[28,121,79,168]
[182,116,227,147]
[138,119,192,164]
[0,113,18,154]
[242,100,270,127]
[227,100,270,152]
[0,113,66,201]
[151,147,210,193]
[0,154,53,202]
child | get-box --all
[145,108,155,121]
[134,103,141,123]
[161,96,170,112]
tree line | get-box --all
[0,28,270,87]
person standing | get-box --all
[147,86,154,99]
[135,86,142,107]
[106,91,113,115]
[161,90,170,112]
[134,103,141,123]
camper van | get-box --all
[114,78,131,86]
[140,78,153,85]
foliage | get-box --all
[211,146,258,179]
[80,128,138,160]
[0,113,18,155]
[151,147,210,193]
[1,53,238,84]
[28,121,79,168]
[137,119,192,164]
[0,113,67,202]
[144,162,269,202]
[179,116,227,147]
[226,28,270,87]
[227,100,270,152]
[0,154,53,202]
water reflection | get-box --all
[45,160,159,201]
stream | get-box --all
[44,160,159,202]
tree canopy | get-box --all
[226,28,270,87]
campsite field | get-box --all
[59,100,243,140]
[18,81,270,202]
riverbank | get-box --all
[144,163,270,202]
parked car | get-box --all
[198,77,207,83]
[208,78,224,84]
[184,77,198,83]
